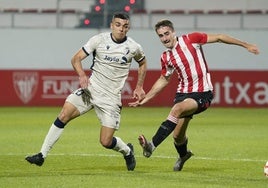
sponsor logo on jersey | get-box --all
[104,55,120,63]
[13,72,38,104]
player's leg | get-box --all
[99,126,131,155]
[25,102,80,166]
[173,117,193,171]
[25,88,92,166]
[95,100,136,171]
[172,91,213,171]
[40,102,80,158]
[99,126,135,171]
[139,98,197,158]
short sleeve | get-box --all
[134,43,145,63]
[82,35,101,55]
[187,32,208,44]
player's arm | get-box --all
[71,49,88,89]
[206,33,260,54]
[133,58,147,100]
[129,74,170,107]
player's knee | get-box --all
[58,112,70,123]
[170,106,183,118]
[58,107,79,123]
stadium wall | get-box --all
[0,28,267,107]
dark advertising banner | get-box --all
[0,70,267,107]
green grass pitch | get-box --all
[0,107,267,187]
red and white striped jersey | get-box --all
[161,32,213,93]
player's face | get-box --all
[110,18,130,42]
[156,26,176,49]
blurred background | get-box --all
[0,0,267,107]
[0,0,268,29]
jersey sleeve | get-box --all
[82,34,101,55]
[134,43,146,63]
[187,32,208,44]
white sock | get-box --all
[150,141,156,151]
[40,124,64,158]
[112,137,131,156]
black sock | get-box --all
[152,120,177,147]
[54,117,66,128]
[174,138,188,158]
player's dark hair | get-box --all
[113,12,130,20]
[155,19,174,32]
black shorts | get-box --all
[174,91,214,117]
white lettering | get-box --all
[43,80,79,94]
[212,76,268,106]
[42,76,80,98]
[43,80,54,93]
[235,83,250,104]
[254,82,268,104]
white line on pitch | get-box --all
[5,153,266,163]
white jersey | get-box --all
[82,32,145,97]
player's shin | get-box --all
[152,119,177,147]
[174,138,188,157]
[40,118,65,158]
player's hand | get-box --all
[132,87,145,101]
[79,74,89,89]
[247,44,259,55]
[128,100,141,107]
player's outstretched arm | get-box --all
[207,33,260,55]
[129,75,169,107]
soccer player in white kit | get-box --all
[25,12,147,171]
[129,19,259,171]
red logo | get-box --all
[13,72,39,104]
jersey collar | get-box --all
[110,33,127,44]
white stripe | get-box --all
[177,37,189,93]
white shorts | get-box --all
[66,86,121,130]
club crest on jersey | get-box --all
[120,47,130,64]
[124,47,130,55]
[13,72,38,104]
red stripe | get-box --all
[182,35,204,92]
[161,52,168,76]
[169,50,185,92]
[175,37,193,92]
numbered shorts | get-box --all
[66,87,122,130]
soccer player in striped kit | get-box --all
[129,19,259,171]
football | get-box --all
[264,161,268,177]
